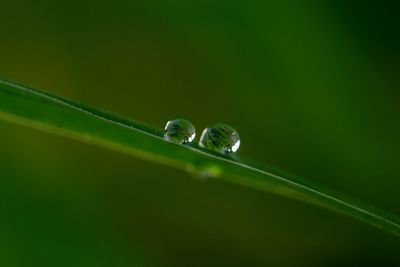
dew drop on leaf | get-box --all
[199,123,240,154]
[187,162,222,179]
[164,118,196,144]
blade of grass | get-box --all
[0,78,399,237]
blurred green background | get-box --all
[1,0,400,266]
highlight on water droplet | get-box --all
[164,118,196,144]
[199,123,240,154]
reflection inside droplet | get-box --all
[164,118,196,144]
[199,123,240,154]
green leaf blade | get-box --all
[0,78,399,237]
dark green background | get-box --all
[1,0,399,266]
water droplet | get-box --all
[164,118,196,144]
[199,124,240,154]
[186,162,222,179]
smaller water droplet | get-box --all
[164,118,196,144]
[199,123,240,154]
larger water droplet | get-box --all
[164,118,196,144]
[199,124,240,154]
